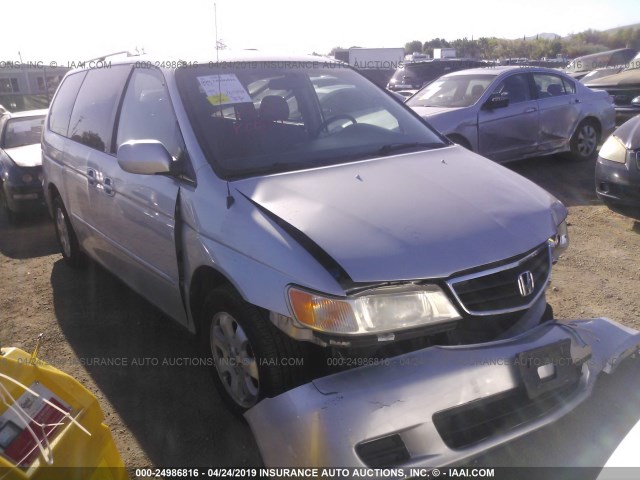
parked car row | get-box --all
[583,52,640,126]
[0,109,47,223]
[405,66,615,162]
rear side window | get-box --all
[68,66,131,153]
[48,72,86,137]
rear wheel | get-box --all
[52,196,85,268]
[569,120,599,160]
[201,285,309,415]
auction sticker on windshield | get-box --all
[197,74,252,106]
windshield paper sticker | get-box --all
[197,74,252,106]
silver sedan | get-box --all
[407,66,616,162]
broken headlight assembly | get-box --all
[549,201,569,263]
[287,284,461,335]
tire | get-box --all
[569,120,599,161]
[52,196,85,268]
[200,285,309,415]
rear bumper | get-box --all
[246,318,640,470]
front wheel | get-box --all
[52,196,85,268]
[201,285,309,415]
[569,120,599,160]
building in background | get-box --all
[0,63,70,112]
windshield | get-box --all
[406,74,495,108]
[2,115,45,148]
[175,62,446,179]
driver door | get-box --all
[478,73,539,162]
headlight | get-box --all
[631,96,640,105]
[599,135,628,164]
[548,219,569,262]
[287,284,461,335]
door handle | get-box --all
[103,177,115,196]
[87,168,96,185]
[524,107,537,113]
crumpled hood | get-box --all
[233,146,561,283]
[4,144,42,168]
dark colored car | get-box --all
[387,59,484,91]
[0,109,47,223]
[596,115,640,213]
[564,48,636,80]
[584,53,640,125]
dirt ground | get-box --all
[0,152,639,470]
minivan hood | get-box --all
[233,146,560,283]
[4,144,42,168]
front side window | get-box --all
[116,68,186,161]
[68,66,131,153]
[176,62,446,179]
[491,74,531,104]
[407,74,495,108]
[2,116,45,148]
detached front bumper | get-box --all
[246,318,640,470]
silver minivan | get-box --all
[42,53,639,468]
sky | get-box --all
[1,0,639,62]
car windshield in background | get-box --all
[406,75,495,108]
[176,62,446,179]
[2,116,45,148]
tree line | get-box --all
[401,27,640,60]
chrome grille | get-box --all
[447,245,551,316]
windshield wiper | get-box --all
[376,142,445,156]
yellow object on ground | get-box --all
[0,347,127,480]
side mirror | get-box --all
[117,140,172,175]
[483,94,510,110]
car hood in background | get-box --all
[410,106,471,135]
[4,144,42,168]
[611,115,640,149]
[585,68,640,88]
[233,146,560,283]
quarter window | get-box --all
[68,66,131,153]
[48,71,87,137]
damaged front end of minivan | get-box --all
[246,317,640,470]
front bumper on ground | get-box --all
[246,318,640,470]
[3,183,45,212]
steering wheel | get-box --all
[315,114,357,136]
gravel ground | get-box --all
[0,152,639,470]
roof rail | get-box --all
[86,49,145,62]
